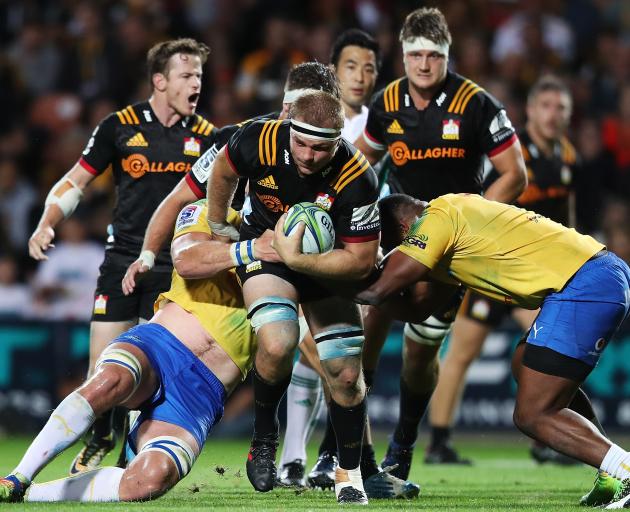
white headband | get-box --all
[283,88,319,104]
[402,37,449,58]
[290,118,341,141]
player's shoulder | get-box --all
[174,199,209,235]
[110,103,143,127]
[370,77,407,114]
[246,118,287,165]
[330,141,377,195]
[444,72,501,116]
[220,112,279,145]
[559,136,578,164]
[189,113,217,138]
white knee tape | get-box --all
[95,347,142,400]
[314,326,364,360]
[404,315,453,346]
[139,436,196,479]
[247,296,298,333]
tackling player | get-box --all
[427,75,580,464]
[351,7,527,476]
[207,91,380,504]
[27,38,219,474]
[356,192,630,509]
[0,200,278,503]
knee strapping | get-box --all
[247,296,298,333]
[95,347,142,401]
[314,326,364,360]
[139,436,196,479]
[404,315,453,346]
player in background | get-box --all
[207,91,380,504]
[27,38,218,475]
[277,28,381,489]
[122,61,340,295]
[350,6,527,477]
[426,75,582,464]
[0,200,279,503]
[356,192,630,510]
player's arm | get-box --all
[206,146,240,241]
[28,162,95,260]
[121,178,199,295]
[484,138,527,203]
[354,249,432,306]
[272,218,379,280]
[353,133,386,166]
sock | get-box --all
[318,412,337,455]
[279,360,323,465]
[335,466,364,495]
[91,409,114,440]
[430,426,451,448]
[360,443,379,479]
[329,398,366,470]
[26,467,124,502]
[393,378,432,447]
[600,444,630,480]
[252,365,291,439]
[13,391,96,481]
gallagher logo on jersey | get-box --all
[183,137,201,157]
[442,119,460,140]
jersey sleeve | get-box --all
[79,114,118,175]
[173,201,240,239]
[362,93,387,150]
[473,91,517,157]
[398,204,454,269]
[334,167,381,243]
[224,121,267,179]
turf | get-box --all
[0,434,598,511]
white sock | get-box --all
[25,467,124,502]
[600,444,630,480]
[13,391,95,481]
[279,360,322,466]
[334,465,365,495]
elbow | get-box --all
[173,255,196,279]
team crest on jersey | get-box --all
[126,133,148,147]
[387,119,404,135]
[175,204,202,232]
[442,119,460,140]
[315,193,334,211]
[94,294,108,315]
[183,137,201,157]
[257,176,278,189]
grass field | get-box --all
[0,433,601,511]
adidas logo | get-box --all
[387,119,404,134]
[257,175,278,189]
[126,133,148,147]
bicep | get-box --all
[353,135,385,166]
[488,138,526,177]
[68,162,97,189]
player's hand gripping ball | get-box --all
[283,202,335,254]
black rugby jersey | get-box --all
[80,101,218,270]
[513,130,577,225]
[364,72,517,201]
[225,119,380,243]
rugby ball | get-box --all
[283,202,335,254]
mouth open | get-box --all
[188,93,200,107]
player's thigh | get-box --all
[512,307,539,331]
[89,320,138,373]
[361,304,393,372]
[445,315,492,363]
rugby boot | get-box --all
[425,443,472,465]
[580,471,621,506]
[246,434,278,492]
[363,465,420,499]
[277,459,306,487]
[0,473,29,502]
[335,467,368,505]
[69,433,116,474]
[605,477,630,509]
[381,441,414,480]
[307,450,337,490]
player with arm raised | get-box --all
[27,38,219,474]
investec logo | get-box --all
[388,141,466,166]
[122,153,191,179]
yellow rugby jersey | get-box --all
[398,194,604,309]
[155,200,255,377]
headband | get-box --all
[402,37,449,58]
[290,118,341,141]
[283,88,319,104]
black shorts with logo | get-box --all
[92,250,172,322]
[463,290,513,327]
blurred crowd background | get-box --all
[0,0,629,321]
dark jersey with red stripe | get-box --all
[226,119,380,243]
[364,72,517,201]
[514,130,578,225]
[80,101,218,270]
